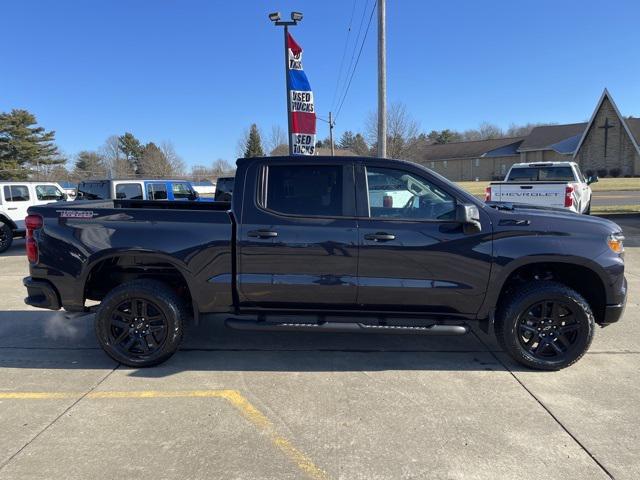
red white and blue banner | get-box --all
[287,33,316,155]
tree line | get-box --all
[0,109,235,182]
[2,104,552,183]
[237,102,552,161]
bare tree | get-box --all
[506,122,552,137]
[212,159,234,176]
[160,141,186,176]
[236,127,250,158]
[366,102,420,159]
[462,122,503,141]
[267,125,287,155]
[101,135,134,178]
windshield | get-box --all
[507,166,575,182]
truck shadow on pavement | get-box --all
[0,238,26,257]
[0,310,516,373]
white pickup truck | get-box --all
[0,182,70,253]
[485,162,596,214]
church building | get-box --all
[418,89,640,181]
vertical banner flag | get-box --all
[287,33,316,155]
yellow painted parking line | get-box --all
[0,390,329,480]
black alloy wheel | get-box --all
[108,298,168,358]
[517,300,580,361]
[95,280,186,367]
[496,281,594,370]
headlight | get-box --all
[607,233,624,254]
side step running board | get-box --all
[225,319,469,336]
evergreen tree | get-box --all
[73,150,107,179]
[139,142,173,177]
[0,109,62,180]
[243,124,264,158]
[118,132,143,173]
[338,131,355,150]
[351,133,370,156]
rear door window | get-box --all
[115,183,143,200]
[147,183,168,200]
[78,182,109,200]
[3,185,30,202]
[263,165,346,217]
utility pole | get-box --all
[329,111,335,156]
[377,0,387,158]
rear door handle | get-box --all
[364,232,396,242]
[8,207,18,210]
[247,229,278,239]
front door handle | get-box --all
[247,229,278,239]
[8,207,18,210]
[364,232,396,242]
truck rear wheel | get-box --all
[495,281,594,370]
[95,280,186,367]
[0,222,13,254]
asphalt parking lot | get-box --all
[0,215,638,480]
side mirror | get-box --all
[456,203,481,232]
[189,191,200,201]
[587,175,599,185]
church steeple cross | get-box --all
[598,117,614,158]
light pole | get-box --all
[269,11,303,156]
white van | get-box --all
[0,182,70,253]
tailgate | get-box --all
[491,183,566,207]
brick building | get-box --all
[418,89,640,181]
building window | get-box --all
[475,158,480,167]
[501,164,506,175]
[431,162,435,169]
[443,161,448,168]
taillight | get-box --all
[484,186,491,202]
[564,186,574,208]
[25,214,43,264]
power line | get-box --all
[330,0,358,112]
[335,0,377,121]
[334,0,370,112]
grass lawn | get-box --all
[592,204,640,214]
[456,177,640,196]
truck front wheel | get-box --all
[495,281,595,370]
[95,280,186,367]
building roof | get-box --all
[625,117,640,144]
[572,88,640,160]
[518,123,587,151]
[420,137,525,162]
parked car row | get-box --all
[76,179,203,201]
[1,177,237,253]
[0,182,70,253]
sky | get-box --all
[2,0,639,168]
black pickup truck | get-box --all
[23,156,627,370]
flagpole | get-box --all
[284,25,293,156]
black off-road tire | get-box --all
[0,222,13,254]
[95,279,187,367]
[495,281,595,371]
